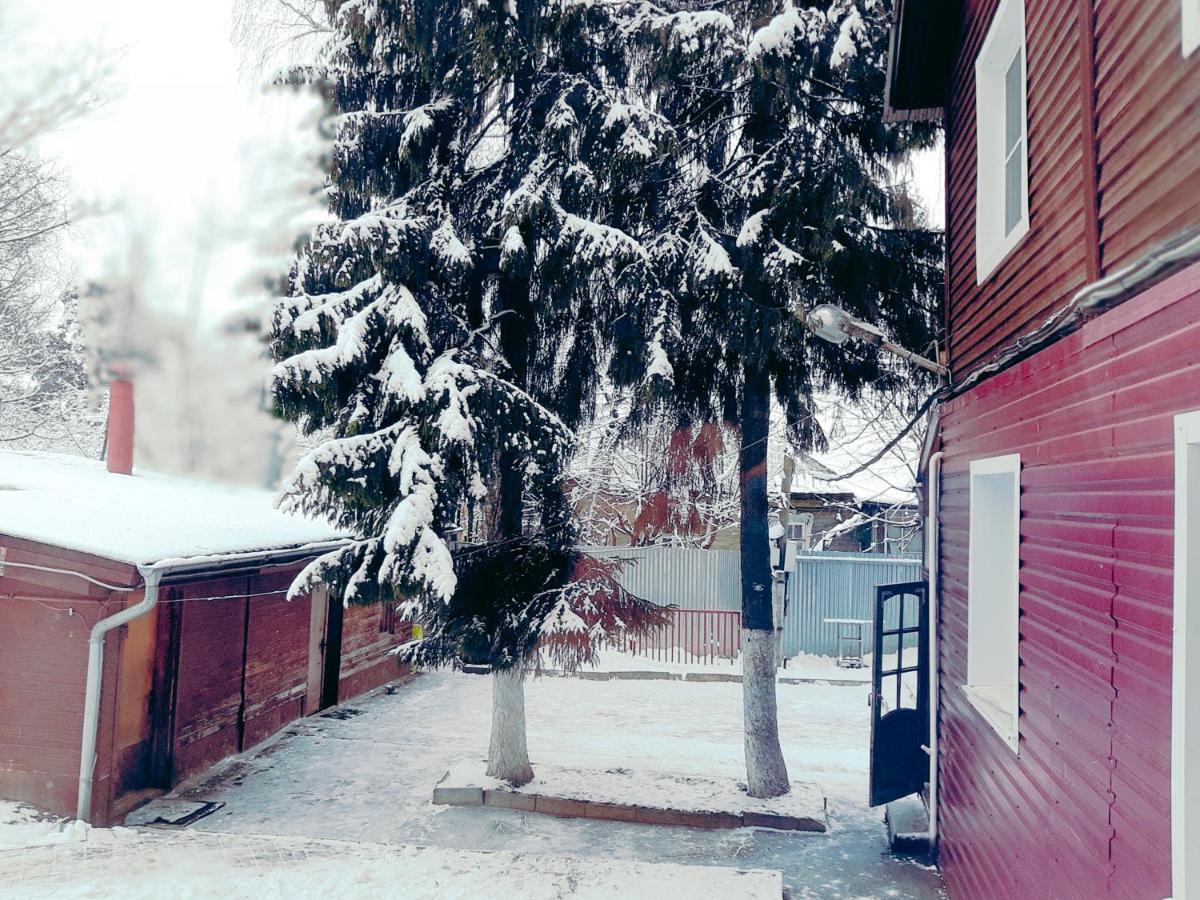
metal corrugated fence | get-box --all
[783,551,922,657]
[580,545,741,611]
[609,608,742,663]
[579,545,921,657]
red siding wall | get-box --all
[1094,0,1200,272]
[945,0,1092,378]
[943,0,1200,379]
[935,262,1200,899]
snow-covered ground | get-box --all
[1,830,782,899]
[0,671,943,899]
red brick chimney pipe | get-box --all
[106,379,135,475]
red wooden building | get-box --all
[0,448,409,826]
[886,1,1200,897]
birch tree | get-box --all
[0,1,111,452]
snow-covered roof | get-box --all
[782,397,921,507]
[0,450,346,567]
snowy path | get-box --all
[1,829,782,899]
[153,671,943,899]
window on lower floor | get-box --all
[966,453,1021,753]
[1173,410,1200,899]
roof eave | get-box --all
[884,0,957,123]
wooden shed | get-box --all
[0,450,410,826]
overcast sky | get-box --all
[15,0,319,325]
[16,0,944,323]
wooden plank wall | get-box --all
[338,602,408,704]
[242,570,313,748]
[171,577,251,783]
[936,263,1200,899]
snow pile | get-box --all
[443,758,827,824]
[0,450,345,565]
[0,802,88,850]
[830,7,864,67]
[747,6,823,62]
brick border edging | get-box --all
[432,782,827,833]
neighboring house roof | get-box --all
[0,450,345,567]
[787,449,915,508]
[781,398,921,508]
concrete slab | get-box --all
[435,761,827,832]
[684,672,741,683]
[483,789,536,812]
[432,785,483,807]
[884,795,931,856]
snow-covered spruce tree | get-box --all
[269,0,667,786]
[616,1,942,798]
[431,0,672,781]
[268,0,573,728]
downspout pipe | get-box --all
[70,540,348,823]
[926,451,944,851]
[76,565,163,822]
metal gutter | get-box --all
[926,451,943,852]
[947,226,1200,400]
[76,565,163,821]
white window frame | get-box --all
[1185,0,1200,56]
[964,453,1021,753]
[974,0,1030,284]
[1173,410,1200,900]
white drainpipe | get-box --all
[76,565,163,822]
[926,451,944,850]
[71,541,347,823]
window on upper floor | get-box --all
[965,453,1021,753]
[1185,0,1200,55]
[974,0,1029,284]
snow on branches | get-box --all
[395,538,667,673]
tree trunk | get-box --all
[739,359,790,799]
[485,215,536,785]
[486,665,534,786]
